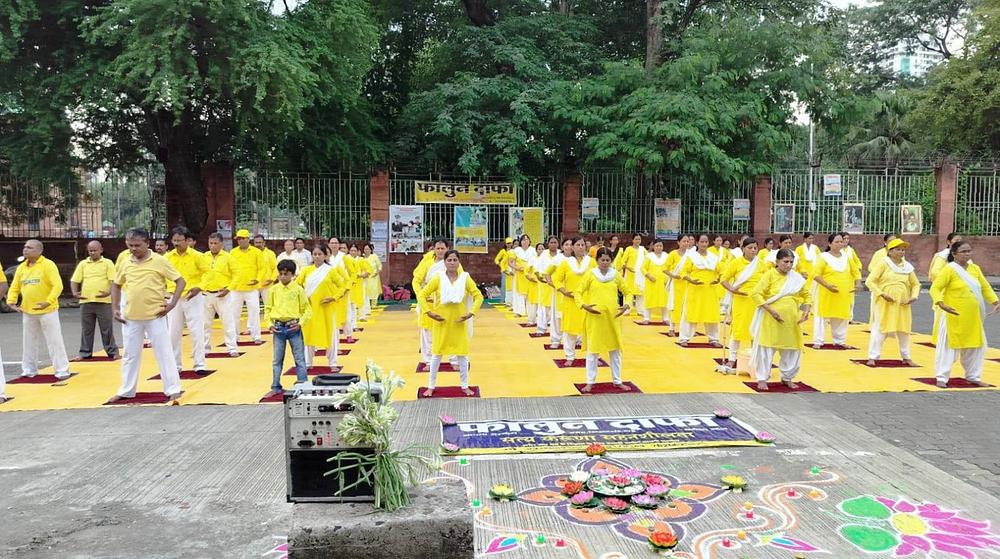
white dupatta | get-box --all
[688,250,719,271]
[438,271,469,305]
[883,256,914,275]
[667,248,693,311]
[592,267,616,283]
[819,251,849,273]
[303,263,332,299]
[631,247,647,290]
[949,262,986,318]
[567,255,592,275]
[801,244,820,264]
[933,248,950,263]
[748,270,807,371]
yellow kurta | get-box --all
[619,246,646,290]
[349,256,368,308]
[297,264,347,348]
[512,250,532,297]
[641,253,670,310]
[930,263,998,349]
[330,254,352,328]
[794,244,820,279]
[723,257,766,345]
[865,259,920,334]
[666,249,688,326]
[525,256,541,305]
[574,270,631,354]
[680,254,721,324]
[535,251,560,307]
[813,253,860,320]
[364,254,382,300]
[552,256,595,336]
[750,269,811,350]
[424,273,484,356]
[928,251,950,340]
[866,247,887,274]
[708,246,732,300]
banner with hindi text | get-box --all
[415,181,517,205]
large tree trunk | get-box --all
[645,0,663,72]
[462,0,495,26]
[162,152,209,234]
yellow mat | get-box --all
[2,304,998,411]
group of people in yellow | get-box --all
[488,230,998,393]
[0,229,383,405]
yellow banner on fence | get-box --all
[415,181,517,205]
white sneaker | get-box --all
[228,350,240,357]
[19,372,36,378]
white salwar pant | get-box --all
[525,301,538,325]
[512,290,527,316]
[230,290,261,340]
[168,293,206,371]
[203,292,238,353]
[812,317,848,346]
[934,317,985,383]
[420,328,433,363]
[631,294,646,318]
[117,316,181,397]
[751,346,801,383]
[549,308,563,345]
[21,312,71,378]
[562,333,581,360]
[343,300,357,338]
[427,355,470,390]
[536,303,550,334]
[643,307,669,323]
[679,320,720,343]
[586,350,623,385]
[866,311,911,360]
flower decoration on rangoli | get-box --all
[838,495,1000,557]
[516,456,725,545]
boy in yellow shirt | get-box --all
[7,239,74,381]
[264,259,311,397]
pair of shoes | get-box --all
[228,350,241,357]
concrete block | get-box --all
[289,479,472,559]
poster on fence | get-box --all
[732,199,750,221]
[843,203,864,235]
[900,205,923,235]
[414,181,517,205]
[654,198,681,239]
[823,174,843,196]
[582,197,600,219]
[509,207,544,243]
[773,204,795,234]
[389,205,425,253]
[454,206,489,254]
[371,220,389,261]
[215,219,233,250]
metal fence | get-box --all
[580,171,753,235]
[388,172,563,243]
[235,170,370,240]
[956,169,1000,235]
[0,168,166,238]
[771,168,936,235]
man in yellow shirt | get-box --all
[254,234,279,328]
[228,229,265,342]
[264,259,312,397]
[7,239,74,381]
[0,259,8,403]
[495,237,513,306]
[202,232,239,355]
[109,228,185,403]
[70,240,119,359]
[166,226,211,372]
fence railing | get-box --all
[771,168,936,235]
[389,173,562,243]
[0,168,166,238]
[235,170,370,240]
[957,169,1000,235]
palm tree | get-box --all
[845,91,917,171]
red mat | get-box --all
[634,321,668,326]
[9,373,76,385]
[851,359,916,368]
[917,342,936,349]
[70,355,118,362]
[149,370,217,380]
[206,352,244,358]
[544,343,580,350]
[215,340,264,347]
[912,378,995,388]
[339,338,359,344]
[259,392,285,403]
[659,332,701,338]
[416,386,481,399]
[990,358,1000,364]
[809,344,858,350]
[675,342,724,349]
[104,392,173,405]
[743,381,820,393]
[714,358,774,369]
[518,323,537,328]
[284,366,342,376]
[415,363,458,373]
[528,332,548,338]
[554,358,607,368]
[315,349,351,357]
[574,381,642,394]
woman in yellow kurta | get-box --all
[362,243,382,317]
[679,234,722,347]
[348,245,370,319]
[542,238,572,348]
[640,240,670,324]
[421,250,484,397]
[413,239,449,367]
[524,243,544,326]
[575,247,633,392]
[534,238,561,338]
[865,238,920,366]
[666,234,693,336]
[326,238,352,341]
[721,237,763,368]
[749,248,812,390]
[510,235,533,319]
[810,233,861,348]
[928,233,962,341]
[709,234,733,307]
[297,245,347,367]
[618,234,648,315]
[930,241,999,387]
[552,238,594,360]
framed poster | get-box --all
[371,220,388,261]
[582,198,600,219]
[509,207,544,243]
[732,199,750,221]
[773,204,795,234]
[454,206,488,254]
[389,205,424,253]
[215,219,233,250]
[843,203,864,235]
[900,205,922,235]
[654,198,681,239]
[823,174,842,196]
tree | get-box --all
[0,0,378,233]
[860,0,974,60]
[842,91,919,168]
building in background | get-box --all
[881,37,945,78]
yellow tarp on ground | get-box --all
[2,304,997,411]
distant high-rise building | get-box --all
[881,37,945,77]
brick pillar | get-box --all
[934,162,958,248]
[751,175,772,241]
[561,173,581,237]
[370,167,390,277]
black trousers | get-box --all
[80,302,118,357]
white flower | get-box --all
[570,471,590,482]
